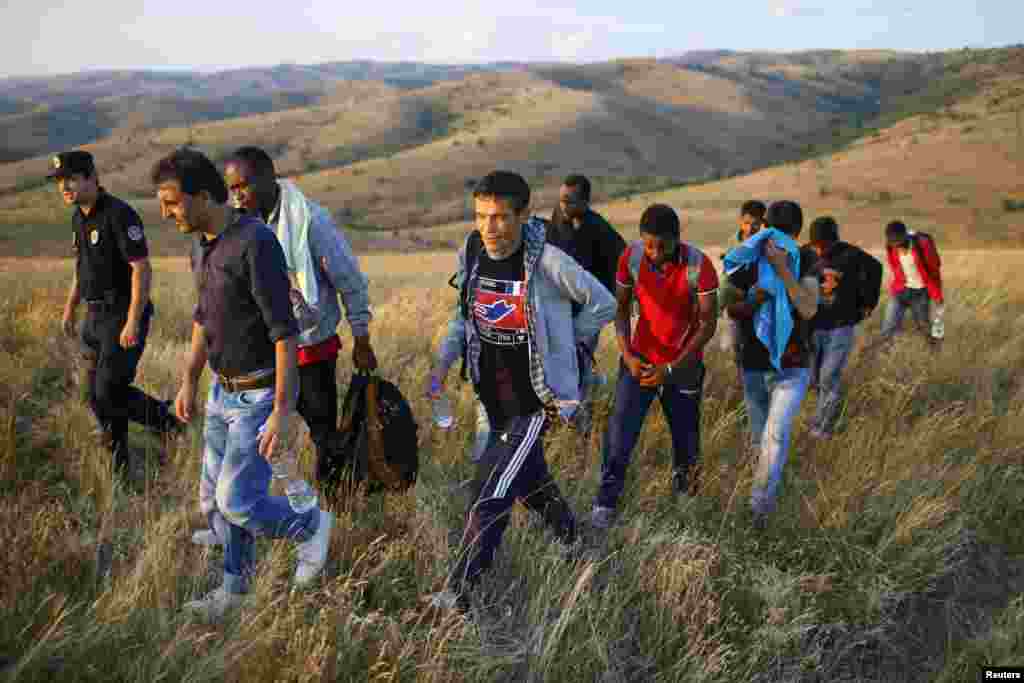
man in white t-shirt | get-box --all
[877,221,944,349]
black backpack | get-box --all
[317,371,419,504]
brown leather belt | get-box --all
[217,369,275,393]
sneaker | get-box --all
[294,509,334,586]
[428,589,472,614]
[111,443,134,475]
[191,529,222,547]
[183,587,245,620]
[752,510,769,532]
[590,505,616,530]
[808,428,831,441]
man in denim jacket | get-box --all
[222,147,376,499]
[429,171,615,611]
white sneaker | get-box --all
[590,505,616,530]
[191,529,221,547]
[183,587,245,620]
[294,509,333,586]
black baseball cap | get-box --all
[47,150,95,179]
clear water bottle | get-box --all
[429,377,454,429]
[931,303,946,340]
[271,454,319,514]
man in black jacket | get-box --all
[547,174,626,434]
[806,216,883,439]
[548,174,626,299]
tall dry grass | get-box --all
[1,249,1023,682]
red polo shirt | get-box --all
[616,244,719,364]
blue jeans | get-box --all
[200,379,319,595]
[880,288,931,340]
[596,360,704,510]
[810,326,856,434]
[742,367,810,515]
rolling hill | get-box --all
[1,47,1021,257]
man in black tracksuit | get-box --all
[55,150,181,470]
[806,216,883,439]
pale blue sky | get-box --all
[3,0,1020,78]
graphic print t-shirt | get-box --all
[473,245,542,429]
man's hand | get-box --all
[426,368,445,400]
[175,380,198,424]
[119,319,140,349]
[258,407,295,460]
[751,288,772,307]
[62,306,77,339]
[763,240,790,273]
[639,363,670,388]
[352,335,378,372]
[623,352,650,381]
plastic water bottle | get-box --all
[931,303,946,340]
[271,454,319,514]
[429,377,454,429]
[272,458,318,514]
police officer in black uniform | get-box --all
[54,150,181,470]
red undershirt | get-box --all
[297,334,341,366]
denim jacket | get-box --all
[437,217,616,420]
[267,184,372,347]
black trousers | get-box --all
[449,411,577,594]
[80,302,177,452]
[296,357,342,485]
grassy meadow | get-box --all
[1,245,1023,682]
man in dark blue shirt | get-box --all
[54,150,181,472]
[153,148,334,620]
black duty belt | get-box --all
[217,369,275,394]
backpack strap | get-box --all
[682,242,717,318]
[456,231,483,382]
[627,240,643,283]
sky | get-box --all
[2,0,1021,78]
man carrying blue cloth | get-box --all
[721,201,820,530]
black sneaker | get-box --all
[112,443,132,474]
[752,510,769,532]
[673,467,698,498]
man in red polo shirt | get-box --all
[590,204,719,529]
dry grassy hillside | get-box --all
[0,50,951,241]
[1,248,1023,681]
[416,58,1024,252]
[2,48,1022,259]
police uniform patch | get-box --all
[89,229,100,245]
[127,225,143,241]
